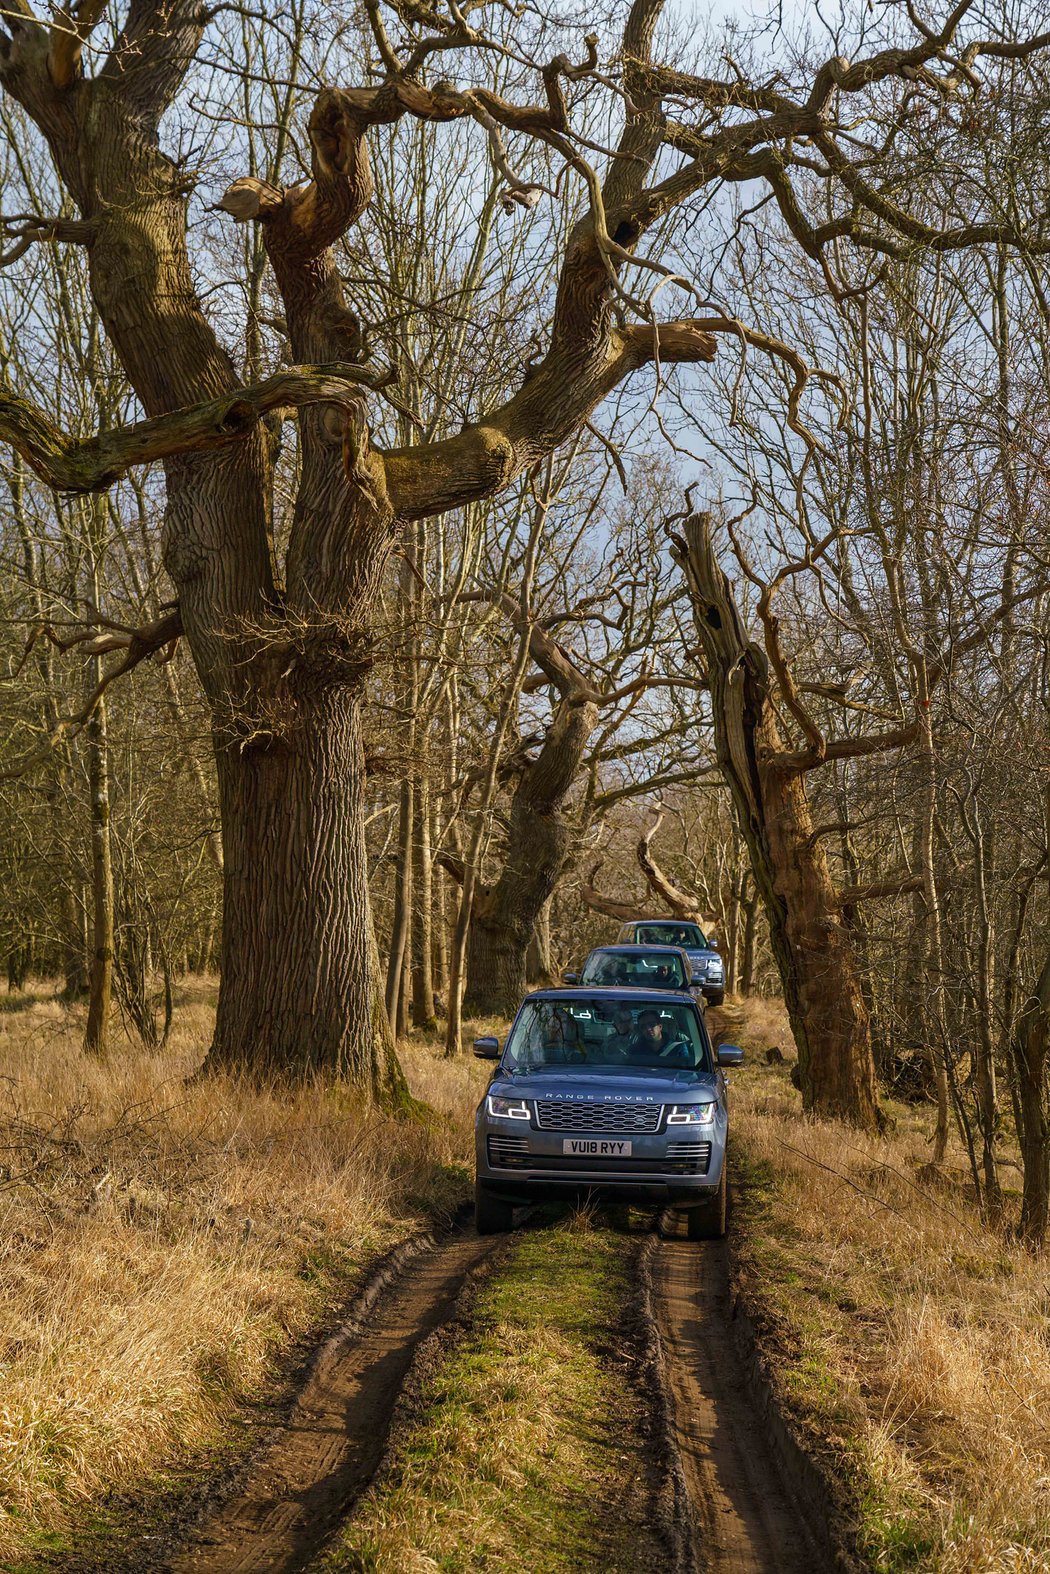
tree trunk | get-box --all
[671,513,880,1129]
[206,686,402,1094]
[464,694,598,1016]
[526,897,552,983]
[385,777,413,1034]
[433,847,450,1003]
[916,703,952,1164]
[740,883,757,996]
[411,773,437,1029]
[964,789,1001,1212]
[1013,956,1050,1247]
[839,823,887,1077]
[83,647,114,1055]
[723,870,741,994]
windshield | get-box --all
[503,997,710,1072]
[579,950,688,990]
[634,922,709,948]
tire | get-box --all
[686,1166,727,1239]
[705,989,725,1007]
[474,1184,515,1235]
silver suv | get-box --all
[616,921,725,1005]
[473,987,743,1238]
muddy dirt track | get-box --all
[651,1222,820,1572]
[167,1232,495,1574]
[165,1218,829,1574]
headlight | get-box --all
[665,1103,715,1125]
[486,1095,531,1121]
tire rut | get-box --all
[651,1224,819,1573]
[166,1230,494,1574]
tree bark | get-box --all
[82,683,114,1055]
[916,703,952,1164]
[740,888,757,996]
[526,897,552,983]
[83,527,113,1057]
[207,684,402,1092]
[464,692,598,1016]
[1013,955,1050,1247]
[671,512,880,1128]
[385,776,413,1034]
[411,771,437,1029]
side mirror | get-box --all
[473,1036,500,1059]
[708,938,720,951]
[690,971,705,985]
[561,971,579,985]
[717,1044,744,1066]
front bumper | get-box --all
[476,1121,726,1207]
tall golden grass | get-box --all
[727,997,1050,1573]
[0,983,479,1565]
[4,981,1047,1572]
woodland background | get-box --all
[0,2,1049,1567]
[0,0,1047,1234]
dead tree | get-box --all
[670,510,897,1128]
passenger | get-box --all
[603,1007,634,1060]
[538,1010,583,1063]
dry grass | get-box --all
[0,982,478,1566]
[5,977,1047,1573]
[725,996,1050,1573]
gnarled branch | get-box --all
[0,363,385,492]
[636,809,708,923]
[48,0,108,90]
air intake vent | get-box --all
[665,1141,712,1173]
[487,1136,531,1168]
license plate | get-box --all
[562,1138,632,1157]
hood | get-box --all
[489,1065,720,1104]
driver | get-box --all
[630,1009,688,1065]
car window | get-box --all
[503,998,710,1071]
[633,922,709,948]
[579,950,687,989]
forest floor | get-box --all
[0,982,1048,1573]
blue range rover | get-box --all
[473,987,743,1238]
[616,920,725,1005]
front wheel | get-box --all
[686,1166,727,1239]
[475,1184,515,1235]
[705,989,725,1008]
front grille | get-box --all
[536,1100,661,1133]
[487,1135,531,1168]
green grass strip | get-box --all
[319,1213,664,1573]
